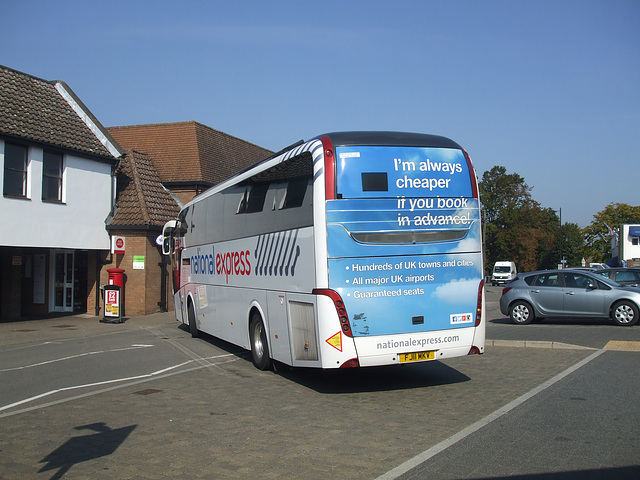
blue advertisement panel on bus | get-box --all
[327,145,482,337]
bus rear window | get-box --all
[335,146,473,199]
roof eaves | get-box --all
[54,81,123,158]
[0,132,119,166]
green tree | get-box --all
[479,166,585,272]
[479,166,544,272]
[560,222,585,267]
[583,203,640,263]
[532,207,562,270]
[479,166,537,226]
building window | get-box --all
[3,142,28,197]
[43,151,63,202]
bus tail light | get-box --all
[339,358,360,368]
[463,149,479,199]
[476,279,484,327]
[319,135,336,200]
[468,280,485,355]
[312,288,353,337]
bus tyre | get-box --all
[509,301,534,325]
[188,303,199,338]
[611,301,639,326]
[249,313,272,371]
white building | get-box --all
[615,224,640,267]
[1,65,121,319]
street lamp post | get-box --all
[559,207,563,267]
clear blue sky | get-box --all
[3,0,639,227]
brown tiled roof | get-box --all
[106,121,272,185]
[0,65,119,161]
[109,149,180,229]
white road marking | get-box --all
[0,353,238,414]
[377,349,606,480]
[0,345,154,372]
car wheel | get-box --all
[611,301,639,326]
[249,312,272,370]
[509,301,534,325]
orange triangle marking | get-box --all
[326,331,342,352]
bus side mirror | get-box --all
[162,220,177,255]
[162,236,172,255]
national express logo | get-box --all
[189,229,301,284]
[190,245,251,284]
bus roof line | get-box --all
[314,131,461,149]
[235,139,305,177]
[182,138,318,208]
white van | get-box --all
[491,261,517,286]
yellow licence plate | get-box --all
[399,351,436,363]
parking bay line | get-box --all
[377,348,605,480]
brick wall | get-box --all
[89,232,173,317]
[170,187,199,207]
[86,251,101,316]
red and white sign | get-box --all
[112,236,126,254]
[105,289,120,317]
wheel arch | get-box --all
[185,290,200,337]
[185,290,197,316]
[247,300,268,345]
[609,298,639,315]
[247,300,273,370]
[609,298,640,326]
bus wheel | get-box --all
[188,302,199,338]
[249,313,272,370]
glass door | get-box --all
[53,250,74,312]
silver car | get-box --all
[592,267,640,287]
[499,269,640,326]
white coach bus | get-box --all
[162,132,485,370]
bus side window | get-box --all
[279,178,308,209]
[190,202,209,246]
[246,183,269,213]
[237,189,248,214]
[237,183,270,215]
[177,210,189,236]
[206,190,228,243]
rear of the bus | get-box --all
[322,132,484,367]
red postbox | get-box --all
[107,268,125,288]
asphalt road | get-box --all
[1,289,639,479]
